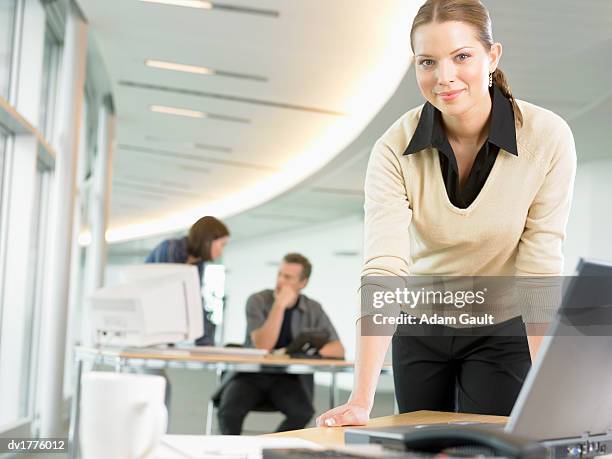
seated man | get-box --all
[216,253,344,435]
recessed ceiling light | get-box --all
[138,0,212,9]
[144,59,267,82]
[136,0,279,17]
[145,59,215,76]
[150,105,250,124]
[179,165,211,173]
[145,135,232,153]
[150,105,204,118]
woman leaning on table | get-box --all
[317,0,576,426]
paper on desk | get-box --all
[184,346,269,357]
[156,435,319,459]
[121,347,192,357]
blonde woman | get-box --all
[317,0,575,426]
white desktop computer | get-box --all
[88,263,204,347]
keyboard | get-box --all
[262,448,439,459]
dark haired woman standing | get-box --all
[318,0,575,426]
[146,215,230,345]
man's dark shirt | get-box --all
[275,300,299,349]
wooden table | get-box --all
[267,410,508,447]
[76,346,353,373]
[71,346,363,412]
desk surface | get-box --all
[267,410,507,447]
[75,345,363,370]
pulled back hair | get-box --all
[410,0,523,127]
[187,216,229,261]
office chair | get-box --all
[205,343,282,435]
[205,391,280,435]
[205,344,315,435]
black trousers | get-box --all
[392,317,531,416]
[217,373,314,435]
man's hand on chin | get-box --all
[274,285,298,310]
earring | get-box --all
[489,72,493,88]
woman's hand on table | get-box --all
[315,401,370,427]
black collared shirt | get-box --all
[403,84,518,209]
[275,299,299,349]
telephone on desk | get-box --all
[344,424,549,458]
[283,330,329,358]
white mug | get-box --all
[80,372,168,459]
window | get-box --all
[21,163,52,421]
[0,0,113,436]
[0,141,53,431]
[0,0,17,99]
[0,129,6,213]
[65,90,97,397]
[0,127,8,332]
[203,264,226,343]
[39,26,62,137]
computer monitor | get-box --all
[89,263,204,347]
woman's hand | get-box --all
[315,401,370,427]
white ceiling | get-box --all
[77,0,417,240]
[77,0,612,251]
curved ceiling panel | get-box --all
[77,0,419,243]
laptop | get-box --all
[345,259,612,455]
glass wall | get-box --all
[0,0,109,436]
[0,127,8,344]
[0,128,7,314]
[39,25,62,136]
[0,128,6,214]
[21,163,51,421]
[0,0,17,99]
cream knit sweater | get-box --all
[362,100,577,324]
